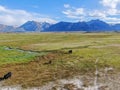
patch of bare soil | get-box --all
[0,71,120,90]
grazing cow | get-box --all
[44,60,52,65]
[0,72,12,81]
[4,72,12,79]
[68,50,72,54]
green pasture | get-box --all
[0,32,120,69]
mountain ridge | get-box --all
[19,21,51,32]
[0,19,120,32]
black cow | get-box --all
[0,72,12,81]
[44,60,52,65]
[4,72,12,79]
[68,50,72,54]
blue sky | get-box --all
[0,0,120,26]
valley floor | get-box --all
[0,32,120,90]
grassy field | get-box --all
[0,32,120,88]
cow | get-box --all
[4,72,12,79]
[44,60,52,65]
[0,72,12,81]
[68,50,72,54]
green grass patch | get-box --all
[0,46,38,65]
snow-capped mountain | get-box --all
[0,19,120,32]
[19,21,51,32]
[44,19,111,32]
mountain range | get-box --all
[1,19,120,32]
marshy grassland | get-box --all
[0,32,120,88]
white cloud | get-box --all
[75,8,85,15]
[64,4,70,8]
[100,0,120,15]
[0,5,56,26]
[89,10,106,18]
[107,8,118,15]
[102,16,120,23]
[62,6,85,20]
[62,0,120,23]
[100,0,120,9]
